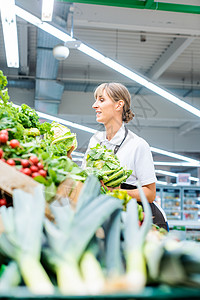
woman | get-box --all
[82,82,168,231]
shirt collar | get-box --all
[102,123,126,146]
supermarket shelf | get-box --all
[168,220,200,229]
[0,286,200,300]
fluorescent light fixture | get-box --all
[37,111,96,133]
[151,146,200,164]
[103,58,149,86]
[155,169,199,182]
[189,176,199,182]
[156,180,168,185]
[14,4,200,119]
[0,0,19,68]
[12,103,96,134]
[146,82,200,118]
[156,169,178,177]
[42,0,54,22]
[78,43,105,61]
[15,6,74,42]
[154,162,200,167]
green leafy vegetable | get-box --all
[86,144,132,187]
[49,121,77,151]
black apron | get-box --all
[121,183,169,231]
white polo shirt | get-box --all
[82,123,157,186]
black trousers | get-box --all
[121,183,169,231]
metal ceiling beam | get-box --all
[178,121,200,136]
[58,0,200,14]
[147,37,195,80]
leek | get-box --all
[0,186,54,295]
[79,237,105,295]
[0,261,21,290]
[103,209,124,278]
[44,175,123,295]
[123,181,152,292]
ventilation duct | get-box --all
[35,2,72,115]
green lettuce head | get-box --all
[50,121,77,152]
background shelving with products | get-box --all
[155,185,200,241]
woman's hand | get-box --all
[67,145,75,160]
[100,180,120,192]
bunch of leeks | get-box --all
[0,185,54,294]
[42,175,123,295]
[144,230,200,287]
[122,181,152,292]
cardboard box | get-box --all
[0,160,40,197]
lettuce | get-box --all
[50,122,77,151]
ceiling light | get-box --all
[12,104,96,134]
[53,45,70,60]
[42,0,54,22]
[154,162,200,167]
[15,6,74,42]
[156,180,168,185]
[0,0,19,68]
[151,147,200,164]
[146,83,200,118]
[155,170,178,177]
[155,169,199,182]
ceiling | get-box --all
[0,0,200,182]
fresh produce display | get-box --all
[0,70,200,298]
[0,71,84,202]
[85,143,132,187]
[0,177,199,297]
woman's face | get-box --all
[92,89,117,125]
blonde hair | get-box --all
[94,82,134,123]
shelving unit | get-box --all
[156,185,200,241]
[162,187,182,220]
[182,187,200,221]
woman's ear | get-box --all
[116,100,124,111]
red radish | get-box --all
[0,149,3,158]
[39,169,47,177]
[0,198,7,207]
[30,165,39,173]
[32,172,40,178]
[21,159,30,168]
[0,158,6,162]
[6,159,15,166]
[0,130,8,136]
[0,134,8,144]
[21,168,32,176]
[37,162,44,170]
[29,155,39,165]
[10,139,20,148]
